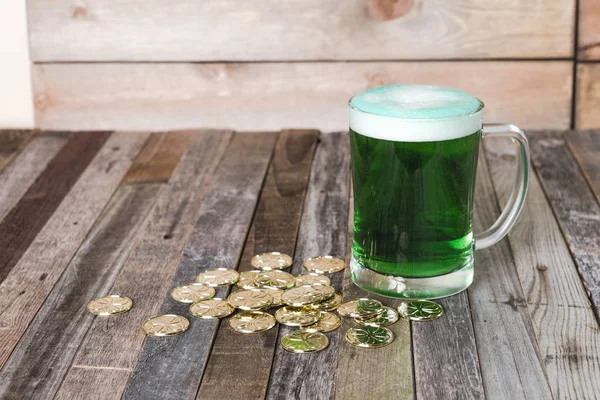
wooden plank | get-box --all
[0,130,36,172]
[54,131,232,399]
[578,0,600,59]
[266,132,351,400]
[28,0,574,61]
[484,136,600,399]
[467,148,552,399]
[0,183,161,400]
[122,132,278,400]
[196,130,317,400]
[32,61,573,132]
[575,64,600,129]
[566,130,600,201]
[529,131,600,318]
[0,133,68,220]
[0,132,111,284]
[0,131,149,368]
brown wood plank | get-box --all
[32,62,573,132]
[0,183,161,400]
[0,133,68,220]
[0,130,36,172]
[529,131,600,318]
[468,148,552,398]
[484,136,600,399]
[54,131,232,399]
[575,64,600,129]
[266,132,351,400]
[566,130,600,200]
[0,132,150,368]
[0,131,110,284]
[123,131,193,183]
[122,131,278,400]
[196,130,317,400]
[578,0,600,59]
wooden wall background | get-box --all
[27,0,599,131]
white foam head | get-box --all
[349,85,484,142]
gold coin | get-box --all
[275,306,321,326]
[227,289,273,310]
[337,298,383,318]
[281,286,324,306]
[190,298,235,319]
[281,331,329,353]
[229,311,276,333]
[236,270,262,289]
[295,274,331,286]
[355,306,399,327]
[196,268,239,287]
[256,270,296,290]
[345,326,394,348]
[170,283,215,303]
[304,312,341,332]
[398,300,444,321]
[312,292,343,311]
[251,252,293,270]
[264,288,285,306]
[303,256,345,274]
[142,314,190,337]
[310,285,335,301]
[87,295,133,316]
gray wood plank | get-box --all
[566,130,600,202]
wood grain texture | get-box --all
[267,132,351,400]
[0,133,67,220]
[575,64,600,129]
[529,131,600,318]
[0,132,149,368]
[197,130,317,400]
[0,184,160,400]
[0,132,110,284]
[566,130,600,201]
[0,130,36,172]
[32,61,573,132]
[28,0,574,61]
[123,132,277,400]
[484,136,600,399]
[578,0,600,59]
[55,131,232,399]
[468,148,553,399]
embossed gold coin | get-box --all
[281,331,329,353]
[227,289,273,310]
[281,286,324,306]
[251,252,293,270]
[275,306,321,327]
[312,292,343,311]
[398,300,444,321]
[190,298,235,319]
[256,270,296,290]
[303,256,345,274]
[295,274,331,287]
[310,284,335,301]
[264,288,285,306]
[142,314,190,337]
[195,268,239,287]
[236,270,262,289]
[355,306,399,327]
[170,283,215,304]
[337,298,383,318]
[345,326,394,348]
[304,312,341,332]
[229,311,276,333]
[87,295,133,316]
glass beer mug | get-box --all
[349,85,529,299]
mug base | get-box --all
[350,254,474,300]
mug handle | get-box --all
[474,124,530,250]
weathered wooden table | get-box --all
[0,129,598,400]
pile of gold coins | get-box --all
[86,252,444,352]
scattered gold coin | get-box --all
[345,326,394,348]
[281,331,329,353]
[86,295,133,316]
[295,274,331,286]
[196,268,239,287]
[251,252,293,270]
[142,314,190,337]
[304,312,341,333]
[170,283,215,304]
[236,270,262,289]
[227,289,273,310]
[355,306,399,327]
[190,298,235,319]
[312,292,343,311]
[281,286,324,306]
[229,311,276,333]
[275,306,321,327]
[310,284,335,301]
[264,288,285,306]
[256,270,296,290]
[397,300,444,321]
[303,256,345,274]
[337,298,384,318]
